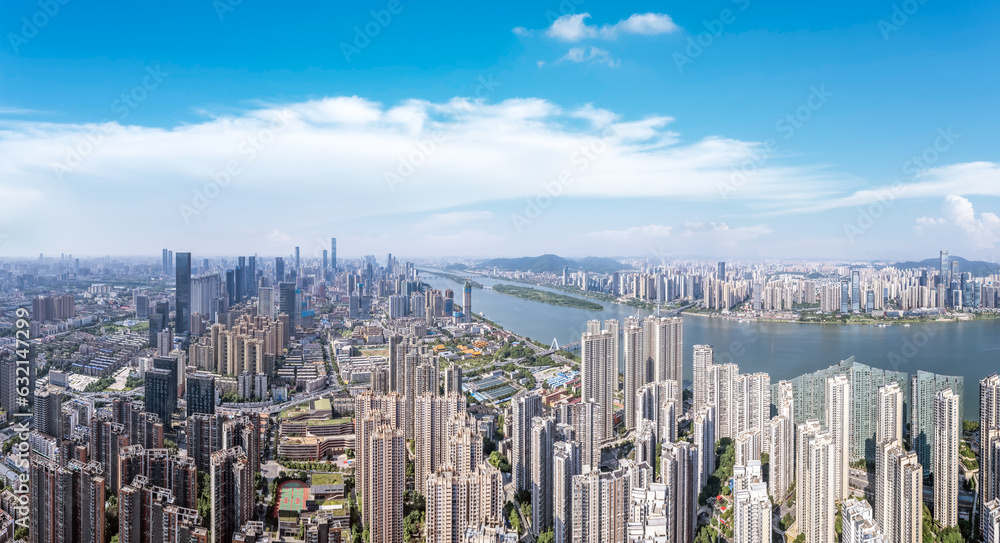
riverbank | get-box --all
[680,308,1000,325]
[492,284,604,311]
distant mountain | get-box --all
[894,256,1000,277]
[573,257,630,274]
[443,263,468,271]
[478,254,628,274]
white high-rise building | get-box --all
[661,441,697,543]
[733,482,771,543]
[623,319,644,431]
[652,317,683,409]
[710,363,739,440]
[737,372,771,442]
[776,380,793,420]
[636,380,679,446]
[826,374,851,502]
[512,391,541,492]
[692,404,716,494]
[877,383,904,446]
[842,498,888,543]
[981,374,1000,537]
[797,420,834,543]
[692,344,714,413]
[531,416,555,535]
[414,393,467,495]
[627,483,669,542]
[875,440,922,543]
[574,399,602,474]
[766,417,791,502]
[984,499,1000,543]
[571,465,631,543]
[553,441,581,543]
[735,429,762,467]
[634,420,657,468]
[934,389,960,528]
[581,329,617,440]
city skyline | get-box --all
[1,2,997,542]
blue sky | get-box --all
[1,0,998,261]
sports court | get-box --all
[276,480,310,515]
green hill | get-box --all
[894,256,999,277]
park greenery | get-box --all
[492,284,604,311]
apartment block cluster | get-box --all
[10,384,269,543]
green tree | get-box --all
[537,529,555,543]
[106,494,119,541]
[938,526,964,543]
[509,508,522,534]
[488,451,512,473]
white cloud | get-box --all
[914,195,1000,249]
[559,47,619,67]
[772,162,1000,216]
[544,13,678,42]
[0,95,862,254]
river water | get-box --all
[421,271,1000,418]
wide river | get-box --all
[422,270,1000,419]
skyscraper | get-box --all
[331,237,337,271]
[187,372,216,415]
[767,413,793,503]
[574,399,602,474]
[692,404,716,494]
[787,356,908,463]
[553,441,580,543]
[210,447,253,543]
[530,416,555,535]
[797,420,834,543]
[733,482,771,543]
[462,280,472,323]
[424,464,503,542]
[934,389,960,528]
[851,270,861,312]
[29,458,107,543]
[877,382,904,446]
[842,498,887,543]
[710,362,739,439]
[875,440,922,543]
[982,375,1000,538]
[581,328,617,440]
[940,250,949,285]
[414,393,466,494]
[623,319,643,431]
[826,374,850,502]
[572,463,642,543]
[911,370,963,475]
[652,317,683,409]
[256,286,274,320]
[661,441,697,543]
[443,363,463,395]
[145,367,177,424]
[985,500,1000,543]
[692,344,713,414]
[294,246,300,271]
[175,252,191,334]
[512,391,541,492]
